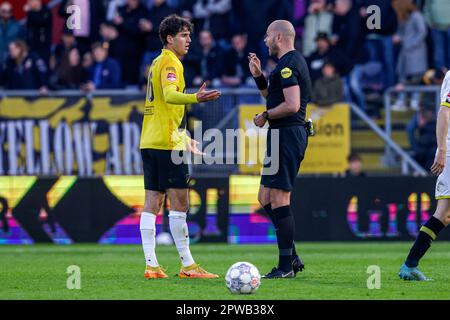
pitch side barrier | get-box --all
[0,176,447,244]
[0,90,420,176]
[0,89,260,177]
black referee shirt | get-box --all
[266,50,312,128]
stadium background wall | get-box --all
[1,176,448,244]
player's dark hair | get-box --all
[92,42,107,51]
[159,14,193,45]
[322,59,335,69]
[348,153,362,163]
[12,39,28,53]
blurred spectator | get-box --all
[312,61,344,107]
[345,153,366,177]
[106,0,126,21]
[409,108,437,169]
[24,0,52,67]
[182,29,202,86]
[392,0,428,111]
[406,68,445,157]
[291,0,308,50]
[192,0,232,46]
[1,40,48,93]
[114,0,149,85]
[275,0,294,23]
[141,0,176,70]
[143,0,181,9]
[52,47,87,89]
[423,0,450,70]
[306,32,351,84]
[332,0,366,63]
[179,0,196,20]
[59,0,106,55]
[360,0,398,90]
[332,0,368,111]
[356,61,384,92]
[191,30,223,87]
[51,29,77,71]
[99,22,121,62]
[0,2,22,66]
[85,42,122,90]
[0,0,444,101]
[303,0,333,58]
[82,51,93,69]
[412,0,424,10]
[221,33,251,87]
[233,0,293,65]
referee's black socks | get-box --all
[263,204,298,258]
[272,205,295,272]
[405,216,445,268]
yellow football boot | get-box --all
[179,263,219,279]
[144,266,168,279]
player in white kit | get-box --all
[399,70,450,281]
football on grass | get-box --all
[225,262,261,294]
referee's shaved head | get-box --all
[265,20,296,57]
[268,20,296,42]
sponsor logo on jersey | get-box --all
[281,67,292,79]
[167,73,177,82]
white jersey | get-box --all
[442,71,450,150]
[436,71,450,199]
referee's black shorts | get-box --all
[141,148,190,192]
[260,125,308,192]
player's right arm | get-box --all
[431,75,450,175]
[248,53,268,98]
[161,62,220,104]
[431,106,450,176]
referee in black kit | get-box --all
[249,20,312,278]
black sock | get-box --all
[263,203,277,227]
[272,205,295,272]
[263,204,298,260]
[405,216,445,267]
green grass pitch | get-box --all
[1,242,450,300]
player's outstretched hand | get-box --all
[248,53,262,77]
[431,149,446,176]
[196,82,221,102]
[187,138,205,156]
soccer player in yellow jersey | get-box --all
[139,15,221,279]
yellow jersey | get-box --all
[140,49,197,151]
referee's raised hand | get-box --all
[196,82,221,102]
[248,53,262,77]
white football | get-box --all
[155,232,173,245]
[225,262,261,294]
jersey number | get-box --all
[147,74,155,103]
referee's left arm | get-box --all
[265,85,300,119]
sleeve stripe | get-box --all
[441,102,450,108]
[282,84,300,90]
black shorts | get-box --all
[260,126,308,192]
[141,148,190,192]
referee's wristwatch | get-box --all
[262,111,269,120]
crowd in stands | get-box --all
[0,0,448,169]
[0,0,449,108]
